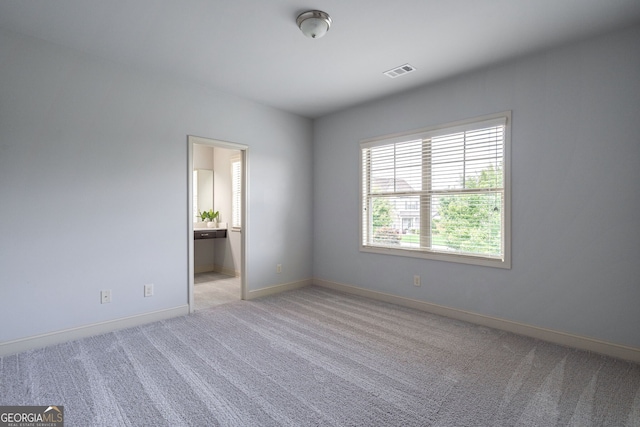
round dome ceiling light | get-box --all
[296,10,332,39]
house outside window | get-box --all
[360,112,511,268]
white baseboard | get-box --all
[6,279,637,364]
[213,264,240,277]
[194,264,240,277]
[194,264,215,274]
[247,279,312,300]
[0,305,189,357]
[313,278,640,364]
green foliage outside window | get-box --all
[433,165,502,255]
[372,198,393,228]
[371,198,401,245]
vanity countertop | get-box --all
[194,227,227,231]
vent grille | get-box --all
[383,63,416,78]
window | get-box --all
[193,170,199,222]
[360,112,510,268]
[405,200,418,210]
[231,156,242,229]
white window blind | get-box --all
[193,170,199,222]
[360,113,510,268]
[231,157,241,229]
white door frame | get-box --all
[187,135,248,313]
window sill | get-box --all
[360,245,510,269]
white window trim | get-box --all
[231,155,242,231]
[359,111,511,269]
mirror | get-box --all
[193,169,213,221]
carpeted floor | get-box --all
[194,272,240,311]
[1,286,639,426]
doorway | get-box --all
[187,135,247,313]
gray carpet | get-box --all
[1,286,639,426]
[194,272,240,311]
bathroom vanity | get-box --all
[194,228,227,239]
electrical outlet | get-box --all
[101,290,112,304]
[144,284,154,297]
[413,275,421,287]
[276,264,282,274]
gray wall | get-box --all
[0,29,313,343]
[313,24,640,348]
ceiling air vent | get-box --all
[383,63,416,79]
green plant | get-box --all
[199,209,219,222]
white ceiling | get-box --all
[2,1,640,118]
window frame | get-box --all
[231,155,242,231]
[359,111,511,269]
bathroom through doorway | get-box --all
[187,135,247,312]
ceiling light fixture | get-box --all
[296,10,332,39]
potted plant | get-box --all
[199,209,220,227]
